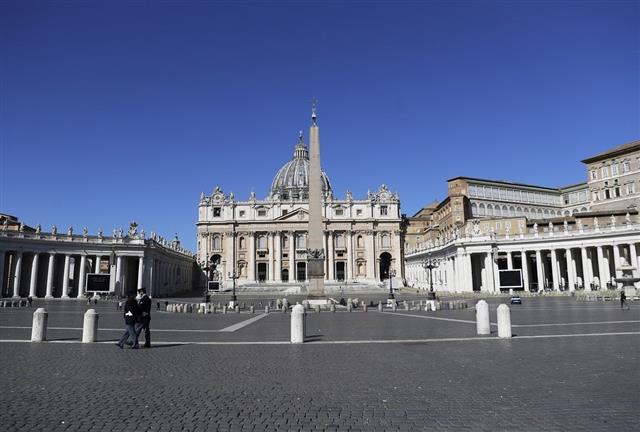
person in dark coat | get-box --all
[620,291,630,310]
[135,287,151,348]
[116,295,140,349]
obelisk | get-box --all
[306,102,325,298]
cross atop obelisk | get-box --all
[306,99,325,298]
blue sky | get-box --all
[1,1,638,251]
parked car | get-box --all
[510,296,522,305]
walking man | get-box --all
[135,287,151,347]
[620,290,630,310]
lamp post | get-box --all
[388,268,397,300]
[421,252,440,293]
[228,269,237,303]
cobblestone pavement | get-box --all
[0,297,638,431]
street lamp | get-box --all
[388,268,397,300]
[228,270,237,304]
[421,252,440,293]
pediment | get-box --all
[275,208,309,221]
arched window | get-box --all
[357,235,364,248]
[508,206,515,217]
[471,203,478,216]
[516,206,522,216]
[282,235,289,248]
[335,233,345,249]
[239,237,246,249]
[479,203,486,216]
[212,235,222,250]
[487,204,493,216]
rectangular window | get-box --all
[628,183,636,194]
[239,210,245,217]
[605,189,610,199]
[611,164,619,175]
[213,207,221,217]
[257,209,266,217]
[614,187,620,197]
[623,162,631,173]
[335,208,344,216]
[591,170,597,180]
[282,210,288,216]
[380,206,388,216]
[356,209,362,216]
[601,166,609,178]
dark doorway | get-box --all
[379,252,391,281]
[282,268,289,282]
[257,263,268,282]
[335,262,345,281]
[296,262,306,281]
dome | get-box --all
[270,137,332,200]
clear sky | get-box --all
[1,1,638,251]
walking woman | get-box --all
[116,295,140,349]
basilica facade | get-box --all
[197,132,403,290]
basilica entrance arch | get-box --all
[379,252,392,281]
[296,262,306,281]
[282,268,289,282]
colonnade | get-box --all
[406,236,639,292]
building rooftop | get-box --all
[581,139,640,164]
[447,176,559,192]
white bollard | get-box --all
[82,309,99,343]
[497,304,512,338]
[291,303,305,344]
[31,308,48,342]
[476,300,490,335]
[265,305,270,314]
[378,303,383,312]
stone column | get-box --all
[269,233,275,282]
[550,249,559,290]
[115,255,123,295]
[629,243,639,278]
[77,255,87,298]
[148,259,155,297]
[506,251,513,269]
[596,246,607,287]
[580,248,592,289]
[565,249,576,291]
[462,253,472,291]
[289,231,295,282]
[29,253,39,298]
[95,255,102,273]
[137,256,144,290]
[327,231,335,281]
[12,252,23,298]
[346,231,353,281]
[535,250,544,291]
[61,254,71,298]
[521,251,529,291]
[274,232,282,282]
[366,231,375,280]
[612,244,622,286]
[248,233,256,282]
[45,253,55,298]
[483,252,491,291]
